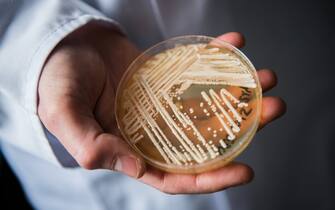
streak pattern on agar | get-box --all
[116,38,261,173]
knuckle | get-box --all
[75,145,101,170]
[38,103,64,130]
[160,181,180,195]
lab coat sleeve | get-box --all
[0,0,121,166]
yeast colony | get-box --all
[115,36,262,173]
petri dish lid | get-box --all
[115,35,262,174]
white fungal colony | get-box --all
[118,43,258,170]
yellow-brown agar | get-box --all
[115,36,262,173]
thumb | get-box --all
[38,99,145,178]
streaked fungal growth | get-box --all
[116,36,261,173]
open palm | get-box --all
[38,22,286,194]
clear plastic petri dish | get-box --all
[115,35,262,174]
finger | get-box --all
[216,32,246,48]
[140,162,253,194]
[38,98,145,178]
[257,69,278,92]
[217,34,278,93]
[258,96,286,130]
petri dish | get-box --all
[115,35,262,174]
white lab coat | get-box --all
[0,0,230,209]
[2,1,334,210]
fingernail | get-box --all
[114,156,141,178]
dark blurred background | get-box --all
[1,0,334,209]
[111,1,335,209]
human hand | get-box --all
[38,22,286,194]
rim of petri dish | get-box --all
[115,35,262,174]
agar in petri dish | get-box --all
[115,36,262,173]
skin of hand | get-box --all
[38,21,286,194]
